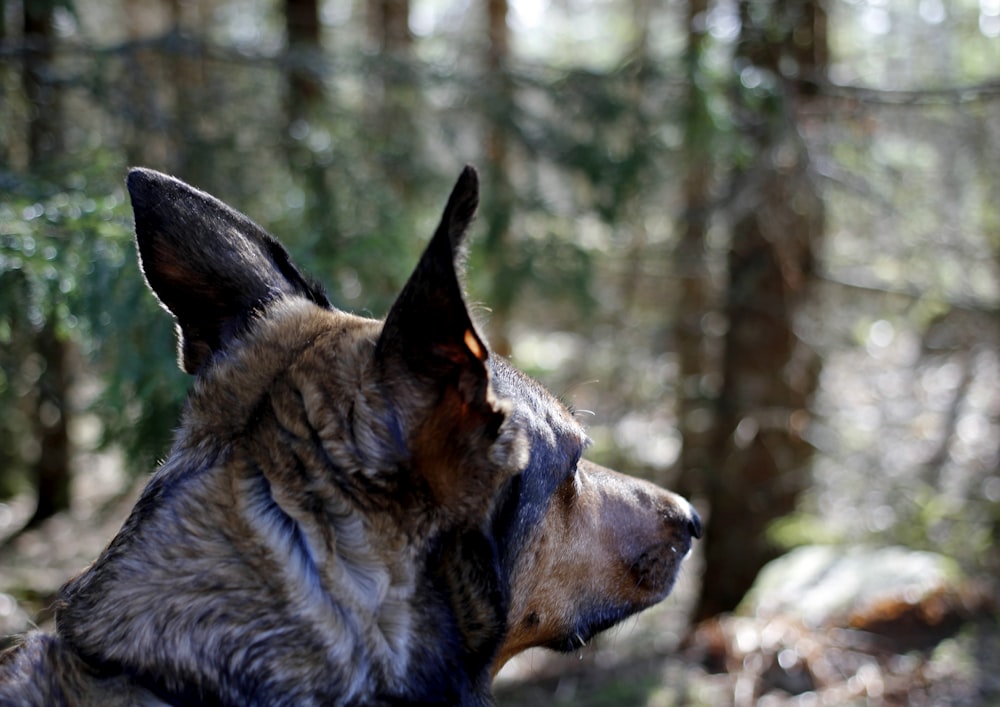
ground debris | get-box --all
[494,544,1000,706]
[687,613,994,705]
[685,545,998,707]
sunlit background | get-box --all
[1,0,999,704]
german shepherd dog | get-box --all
[0,166,701,706]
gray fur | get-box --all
[0,168,700,706]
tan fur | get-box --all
[0,167,699,706]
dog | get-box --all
[0,166,701,706]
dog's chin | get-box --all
[545,590,673,654]
[553,547,690,652]
[544,609,630,653]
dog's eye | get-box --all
[568,452,582,480]
[570,436,591,479]
[561,436,588,482]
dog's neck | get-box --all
[57,443,412,702]
[54,302,509,705]
[53,308,479,704]
[55,432,501,705]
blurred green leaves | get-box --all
[0,164,186,492]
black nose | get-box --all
[688,508,703,540]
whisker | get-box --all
[558,380,601,413]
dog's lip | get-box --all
[630,539,688,593]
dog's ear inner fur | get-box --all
[128,168,329,374]
[376,165,489,402]
[376,167,516,510]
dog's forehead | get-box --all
[488,357,588,451]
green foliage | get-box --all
[468,227,595,317]
[514,64,671,224]
[268,119,441,317]
[767,511,846,549]
[0,162,187,489]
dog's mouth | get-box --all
[541,541,692,655]
[630,538,692,596]
[543,605,631,653]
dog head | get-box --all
[68,166,700,703]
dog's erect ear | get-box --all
[376,166,490,403]
[128,168,330,374]
[377,167,517,510]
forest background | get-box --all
[1,0,999,704]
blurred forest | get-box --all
[1,0,999,704]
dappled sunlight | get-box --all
[2,0,999,704]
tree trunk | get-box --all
[366,0,415,195]
[283,0,342,267]
[123,0,165,167]
[26,320,72,528]
[169,0,210,183]
[481,0,514,356]
[368,0,411,51]
[0,2,7,167]
[616,0,652,326]
[22,0,61,167]
[694,0,827,621]
[285,0,322,124]
[22,0,72,526]
[675,0,717,502]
